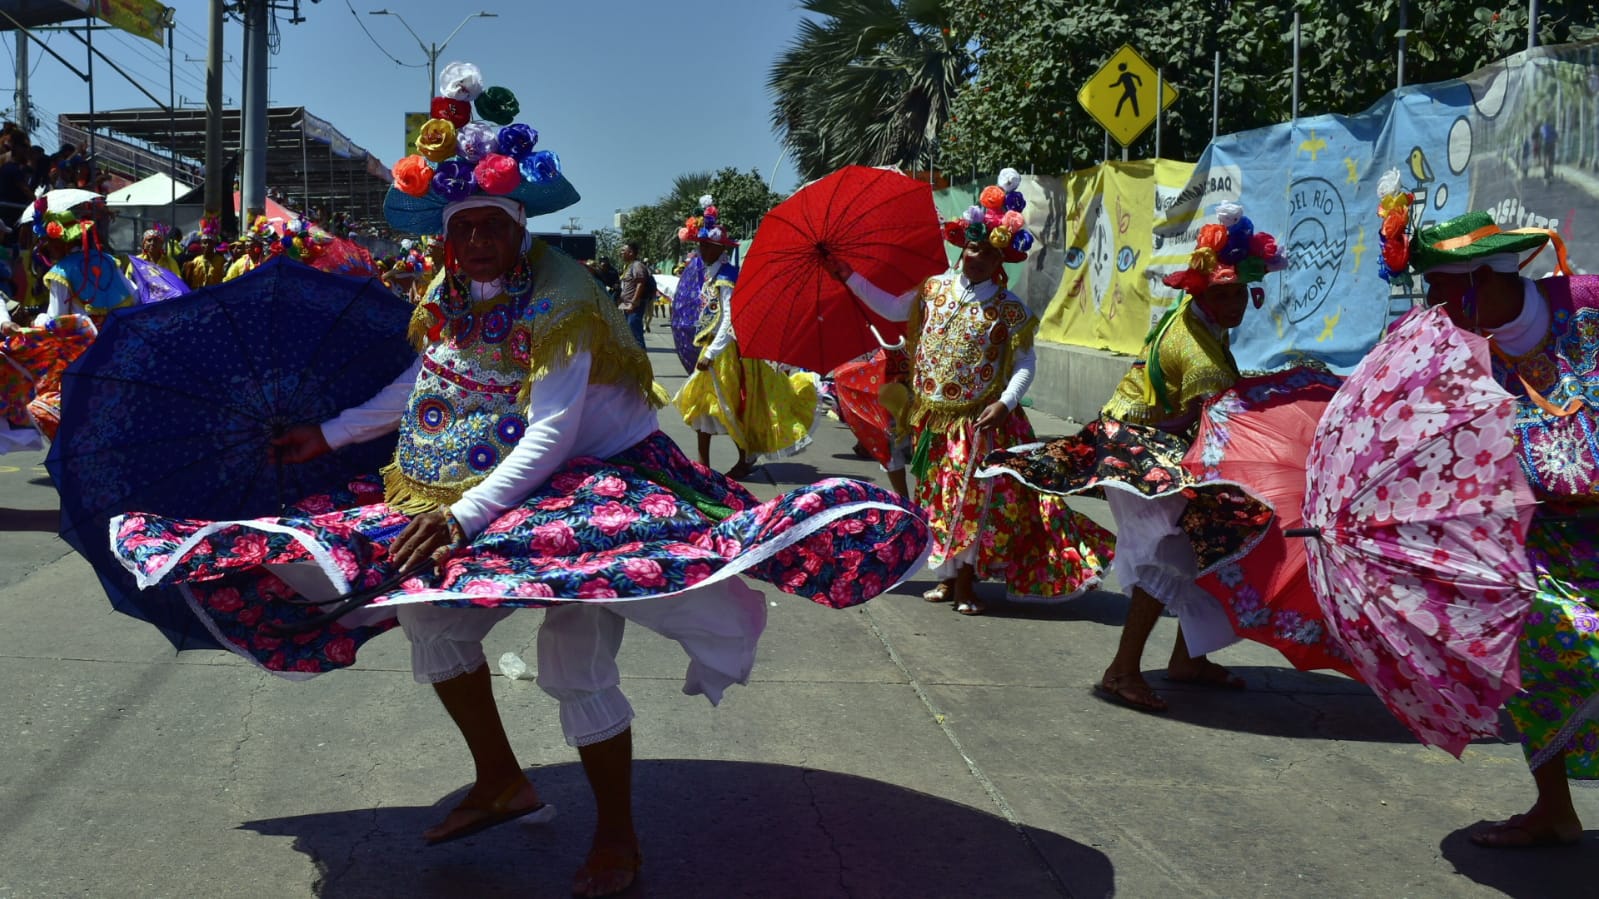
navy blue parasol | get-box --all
[46,257,418,649]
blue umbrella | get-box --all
[126,256,190,305]
[46,257,417,649]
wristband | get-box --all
[444,509,468,547]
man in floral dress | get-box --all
[114,64,930,898]
[1403,209,1599,849]
[831,168,1112,616]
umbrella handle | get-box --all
[1283,527,1322,539]
[264,559,435,633]
[869,323,906,351]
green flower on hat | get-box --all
[475,87,519,126]
[1409,211,1551,273]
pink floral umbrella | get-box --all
[1299,305,1538,757]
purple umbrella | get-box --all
[127,256,190,305]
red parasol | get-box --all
[732,166,947,373]
[1183,367,1360,679]
[1300,306,1537,756]
[832,346,912,467]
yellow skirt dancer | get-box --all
[675,340,817,457]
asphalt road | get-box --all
[0,326,1592,898]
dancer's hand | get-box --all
[821,255,853,283]
[974,401,1011,433]
[270,424,331,464]
[389,508,454,572]
[0,321,19,337]
[695,357,711,371]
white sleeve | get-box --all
[844,272,917,323]
[0,298,11,325]
[319,358,421,450]
[449,351,591,539]
[703,285,736,360]
[41,279,69,323]
[999,345,1036,410]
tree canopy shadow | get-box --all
[241,759,1115,898]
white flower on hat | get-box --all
[1376,168,1403,198]
[996,168,1022,193]
[698,194,714,209]
[1216,201,1244,227]
[438,62,485,101]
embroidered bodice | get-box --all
[905,275,1035,428]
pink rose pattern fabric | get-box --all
[1303,306,1538,756]
[115,432,931,675]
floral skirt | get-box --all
[0,314,97,444]
[674,345,818,456]
[1507,512,1599,778]
[113,432,932,677]
[918,410,1112,600]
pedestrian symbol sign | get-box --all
[1078,44,1178,148]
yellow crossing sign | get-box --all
[1077,44,1178,148]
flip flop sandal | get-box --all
[1470,820,1582,850]
[954,598,987,616]
[1165,664,1247,690]
[573,846,644,898]
[922,584,951,603]
[425,782,557,847]
[1091,678,1168,714]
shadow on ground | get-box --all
[242,759,1114,898]
[0,507,58,532]
[1439,823,1597,898]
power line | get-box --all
[344,0,425,69]
[102,29,210,97]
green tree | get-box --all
[941,0,1596,178]
[621,168,785,267]
[769,0,973,182]
[591,227,622,268]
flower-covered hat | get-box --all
[678,195,736,247]
[941,168,1036,263]
[384,61,579,235]
[21,189,104,244]
[1162,202,1286,298]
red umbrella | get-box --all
[733,166,947,373]
[832,346,911,466]
[1182,367,1361,680]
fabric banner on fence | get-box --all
[57,0,171,46]
[1037,159,1195,354]
[1169,41,1599,374]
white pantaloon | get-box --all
[1103,487,1239,656]
[397,577,769,746]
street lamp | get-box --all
[368,9,498,107]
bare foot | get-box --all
[573,836,643,897]
[1165,657,1246,689]
[424,777,544,845]
[1470,811,1582,849]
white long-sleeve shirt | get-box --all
[845,271,1036,410]
[320,338,658,539]
[41,266,136,323]
[701,258,737,361]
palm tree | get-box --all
[769,0,972,183]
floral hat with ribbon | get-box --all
[1162,202,1286,299]
[941,168,1036,263]
[678,195,736,247]
[384,61,579,235]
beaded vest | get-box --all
[904,275,1035,430]
[692,260,738,346]
[382,240,658,513]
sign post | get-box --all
[1077,44,1179,151]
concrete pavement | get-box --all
[0,325,1592,898]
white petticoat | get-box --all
[1103,488,1239,656]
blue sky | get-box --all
[12,0,814,231]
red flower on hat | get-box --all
[392,155,434,197]
[474,154,520,195]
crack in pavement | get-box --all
[800,767,851,899]
[224,675,268,815]
[859,603,1074,899]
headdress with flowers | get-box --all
[1374,169,1415,286]
[678,195,736,247]
[384,61,579,235]
[941,168,1036,263]
[1161,202,1287,299]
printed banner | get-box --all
[1038,159,1194,354]
[57,0,172,46]
[1168,42,1599,374]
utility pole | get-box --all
[241,0,269,222]
[14,32,29,132]
[203,0,225,230]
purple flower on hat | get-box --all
[1011,230,1035,253]
[497,124,539,161]
[519,150,561,184]
[431,159,476,202]
[456,122,500,162]
[1004,190,1026,212]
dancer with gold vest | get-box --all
[673,196,817,479]
[831,168,1112,615]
